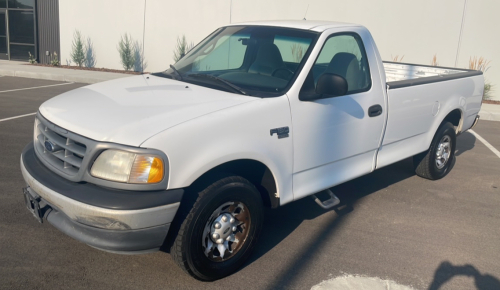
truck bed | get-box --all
[383,61,482,89]
[377,60,484,169]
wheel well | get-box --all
[442,109,462,132]
[190,160,279,208]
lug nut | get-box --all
[214,222,221,229]
[212,233,219,239]
[216,238,224,244]
[226,236,232,241]
[230,217,235,223]
[222,215,228,222]
[232,226,237,232]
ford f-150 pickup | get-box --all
[20,20,483,280]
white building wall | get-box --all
[142,0,230,73]
[59,0,146,69]
[59,0,499,100]
[458,0,499,96]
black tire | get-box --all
[413,122,456,180]
[171,175,264,281]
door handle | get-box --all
[368,105,383,117]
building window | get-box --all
[8,0,35,9]
[0,0,37,61]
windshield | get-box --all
[161,26,318,97]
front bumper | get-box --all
[20,143,183,253]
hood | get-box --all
[39,75,256,146]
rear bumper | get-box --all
[471,115,480,129]
[20,143,183,253]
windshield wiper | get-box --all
[187,73,248,95]
[169,64,184,81]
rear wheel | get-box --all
[171,175,263,281]
[413,122,456,180]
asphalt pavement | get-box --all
[1,76,499,290]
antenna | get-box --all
[303,4,309,20]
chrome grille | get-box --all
[34,117,87,176]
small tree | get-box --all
[85,37,97,68]
[173,35,193,63]
[118,34,135,71]
[70,30,86,67]
[133,41,147,73]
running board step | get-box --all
[312,189,340,209]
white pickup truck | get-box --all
[21,20,483,280]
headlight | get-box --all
[90,150,164,183]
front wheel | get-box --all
[171,175,263,281]
[413,122,456,180]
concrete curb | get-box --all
[479,103,500,122]
[0,61,131,84]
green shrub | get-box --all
[28,52,37,64]
[133,41,147,72]
[85,37,97,68]
[51,52,60,66]
[118,34,135,71]
[70,30,86,67]
[173,35,193,63]
[469,57,493,101]
[483,83,494,100]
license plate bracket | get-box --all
[23,187,43,223]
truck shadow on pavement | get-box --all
[247,157,417,289]
[455,131,476,157]
[245,132,478,289]
[428,261,500,290]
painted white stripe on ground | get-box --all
[311,275,415,290]
[0,82,73,94]
[0,112,36,123]
[470,129,500,158]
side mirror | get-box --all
[316,73,348,97]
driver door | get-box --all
[288,29,386,200]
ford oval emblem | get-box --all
[44,140,56,152]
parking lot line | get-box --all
[0,112,36,123]
[470,129,500,158]
[0,82,74,94]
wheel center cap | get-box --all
[210,213,238,244]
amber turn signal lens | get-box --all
[128,155,164,184]
[147,157,164,183]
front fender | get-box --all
[141,95,295,205]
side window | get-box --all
[313,34,371,93]
[193,33,249,72]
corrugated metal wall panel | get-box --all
[37,0,60,64]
